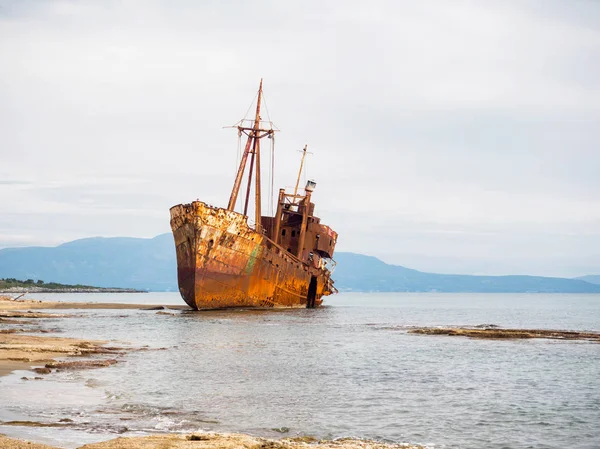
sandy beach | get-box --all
[0,296,142,377]
[0,294,190,374]
[0,433,426,449]
[0,295,189,312]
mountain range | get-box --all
[0,234,598,293]
[575,275,600,285]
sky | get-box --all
[1,0,599,277]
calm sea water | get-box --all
[1,293,599,449]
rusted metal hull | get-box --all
[170,201,335,310]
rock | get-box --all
[285,436,318,443]
[33,367,52,374]
[188,435,210,441]
[409,327,600,341]
[77,432,427,448]
[45,359,118,370]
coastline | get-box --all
[0,295,189,312]
[0,433,426,449]
[0,296,184,377]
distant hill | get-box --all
[576,275,600,285]
[0,234,176,291]
[0,277,141,293]
[334,253,600,293]
[0,234,599,293]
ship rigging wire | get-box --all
[236,131,242,211]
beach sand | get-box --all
[0,434,61,449]
[0,296,139,376]
[0,295,189,311]
[1,433,425,449]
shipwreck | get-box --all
[170,81,338,310]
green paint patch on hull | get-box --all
[245,245,261,275]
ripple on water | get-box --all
[2,292,600,449]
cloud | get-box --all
[0,0,599,276]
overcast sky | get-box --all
[1,0,599,277]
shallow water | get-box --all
[1,293,599,449]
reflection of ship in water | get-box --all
[170,80,338,310]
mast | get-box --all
[293,145,308,197]
[253,82,263,232]
[227,79,272,232]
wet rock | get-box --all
[45,359,118,370]
[409,327,600,341]
[188,434,211,441]
[285,436,318,443]
[0,317,36,324]
[473,324,500,329]
[0,311,70,319]
[33,367,52,374]
[2,420,67,427]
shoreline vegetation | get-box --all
[1,295,599,449]
[0,278,145,293]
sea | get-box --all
[1,292,599,449]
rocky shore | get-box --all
[0,433,426,449]
[0,295,170,376]
[409,326,600,341]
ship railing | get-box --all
[322,257,337,273]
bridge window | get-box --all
[281,229,286,236]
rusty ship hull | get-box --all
[170,201,334,310]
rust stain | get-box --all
[170,201,336,310]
